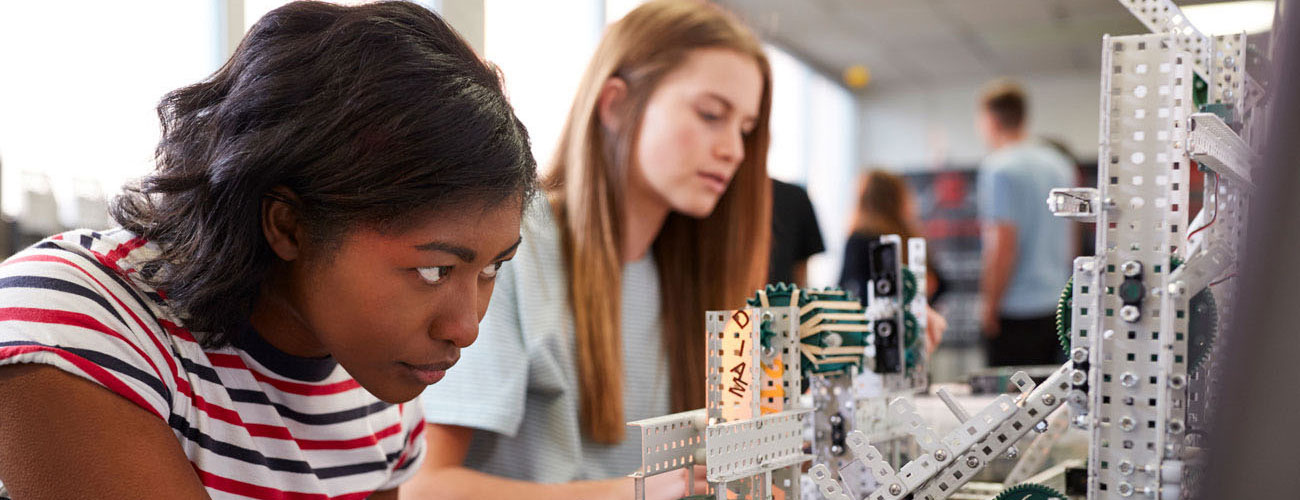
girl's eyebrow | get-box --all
[413,236,522,263]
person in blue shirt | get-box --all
[974,80,1075,367]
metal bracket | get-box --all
[1188,112,1258,187]
[1048,187,1102,220]
[705,408,813,483]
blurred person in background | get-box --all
[407,2,772,499]
[769,178,824,287]
[839,169,948,352]
[974,79,1074,367]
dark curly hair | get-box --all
[111,1,536,347]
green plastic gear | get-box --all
[902,268,918,305]
[993,483,1067,500]
[746,283,869,376]
[1188,288,1217,370]
[1056,275,1073,354]
[1057,256,1215,357]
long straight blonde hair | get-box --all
[546,0,772,444]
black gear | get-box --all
[993,483,1067,500]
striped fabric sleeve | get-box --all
[0,243,176,421]
[378,402,428,491]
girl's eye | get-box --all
[481,261,504,279]
[416,266,452,284]
[698,110,722,122]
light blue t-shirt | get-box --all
[976,140,1075,317]
[419,197,671,481]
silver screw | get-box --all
[1121,372,1139,387]
[830,444,844,456]
[829,414,843,426]
[889,484,903,496]
[1034,421,1050,434]
[1119,460,1135,475]
[1225,55,1236,67]
[1071,347,1089,363]
[1169,375,1186,389]
[1070,391,1088,406]
[1071,370,1088,385]
[966,456,980,468]
[1120,416,1137,431]
[1121,260,1143,277]
[1118,482,1134,497]
[1042,393,1057,406]
[1005,447,1019,460]
[762,311,774,323]
[934,449,947,461]
[876,321,893,337]
[1121,305,1141,322]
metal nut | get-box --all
[1119,460,1135,475]
[1042,393,1057,406]
[1169,375,1186,389]
[1120,305,1141,322]
[1071,370,1088,385]
[1118,482,1134,497]
[1121,372,1139,388]
[966,456,980,468]
[1121,260,1143,277]
[1120,416,1137,432]
[934,449,947,461]
[1071,347,1089,363]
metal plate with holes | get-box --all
[627,409,705,478]
[1086,32,1194,499]
[1119,0,1210,78]
[1188,113,1256,186]
[704,408,812,483]
[912,365,1073,499]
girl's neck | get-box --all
[621,181,670,263]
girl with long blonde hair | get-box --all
[405,1,771,498]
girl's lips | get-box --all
[699,172,729,193]
[400,361,452,385]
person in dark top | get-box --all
[769,178,825,286]
[839,169,947,303]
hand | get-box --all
[924,306,947,355]
[620,465,708,500]
[981,304,1000,339]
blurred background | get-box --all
[0,0,1275,380]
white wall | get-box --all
[764,46,858,290]
[858,71,1102,171]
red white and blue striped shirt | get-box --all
[0,229,425,499]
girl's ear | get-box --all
[261,186,304,262]
[596,76,629,133]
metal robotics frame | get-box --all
[626,236,931,500]
[807,1,1267,499]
